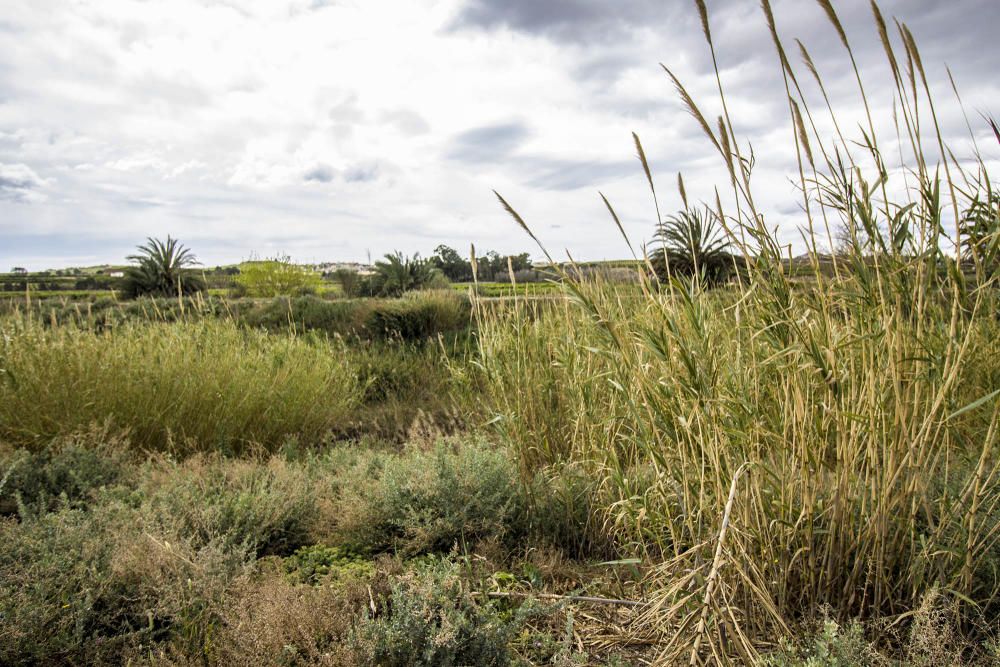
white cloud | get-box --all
[0,0,997,269]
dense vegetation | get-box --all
[1,1,999,665]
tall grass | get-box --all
[472,0,1000,661]
[2,289,472,342]
[0,317,361,453]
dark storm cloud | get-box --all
[446,121,532,163]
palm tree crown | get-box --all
[371,252,437,296]
[123,236,205,297]
[648,208,734,286]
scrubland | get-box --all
[3,0,1000,664]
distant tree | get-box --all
[648,208,734,286]
[75,276,103,291]
[370,252,440,296]
[235,255,323,297]
[431,245,473,282]
[122,237,205,298]
[430,245,534,283]
[509,252,532,273]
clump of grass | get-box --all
[0,317,361,453]
[475,0,1000,661]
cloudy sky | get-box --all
[0,0,997,270]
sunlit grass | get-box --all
[0,317,361,453]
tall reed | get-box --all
[472,0,1000,661]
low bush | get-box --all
[351,559,520,667]
[364,291,470,341]
[0,428,134,516]
[214,558,525,667]
[334,441,523,556]
[0,500,255,665]
[141,456,320,557]
[210,569,373,666]
[524,462,610,559]
[241,294,363,336]
[762,592,1000,666]
[235,292,470,342]
[0,450,322,664]
[283,544,373,585]
[6,291,472,344]
[0,503,147,664]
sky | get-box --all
[0,0,997,270]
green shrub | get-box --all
[762,620,875,667]
[235,256,323,297]
[142,456,320,557]
[351,560,517,666]
[0,428,134,517]
[0,500,254,665]
[242,295,364,336]
[365,291,469,341]
[336,441,522,556]
[283,544,373,585]
[0,504,147,664]
[354,343,438,404]
[524,462,610,558]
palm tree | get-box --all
[371,252,437,296]
[648,208,734,286]
[123,236,205,297]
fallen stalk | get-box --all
[475,591,645,608]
